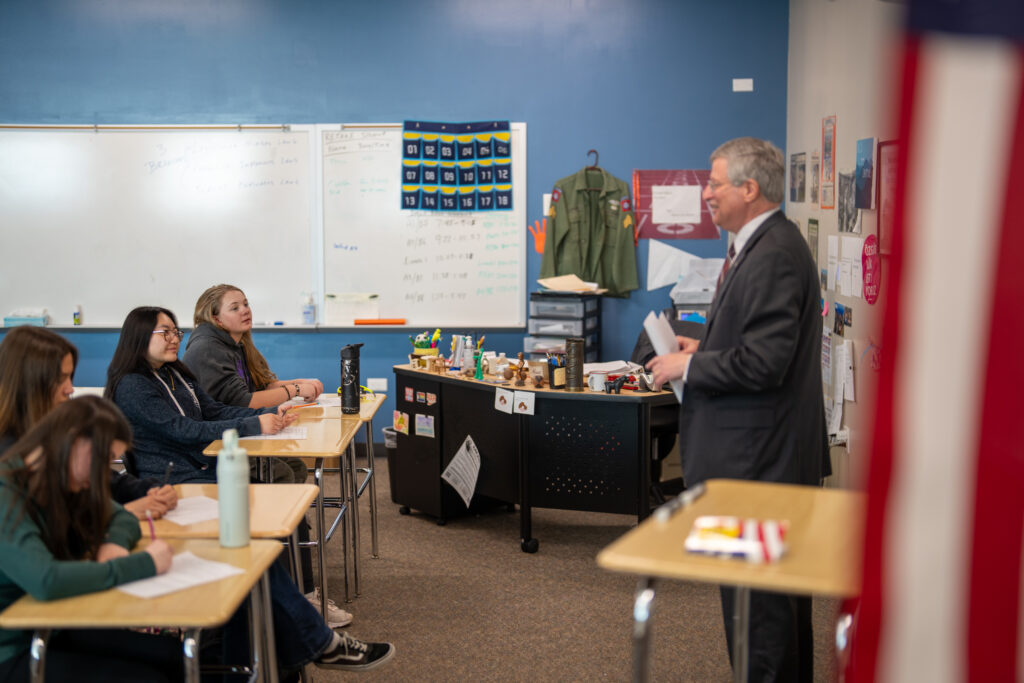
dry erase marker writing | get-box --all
[145,509,156,540]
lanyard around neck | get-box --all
[151,367,200,416]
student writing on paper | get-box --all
[0,398,395,679]
[107,306,351,628]
[0,326,177,520]
[183,284,341,624]
[105,306,297,484]
[0,397,181,683]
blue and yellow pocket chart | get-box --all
[402,120,512,211]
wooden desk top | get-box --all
[150,483,318,539]
[0,538,281,629]
[597,479,864,597]
[394,364,677,405]
[203,416,361,458]
[291,393,386,421]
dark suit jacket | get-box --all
[681,210,829,486]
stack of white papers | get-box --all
[642,311,684,402]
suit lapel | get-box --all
[706,212,785,329]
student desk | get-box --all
[205,415,362,614]
[293,394,387,568]
[151,483,318,593]
[0,538,282,683]
[596,479,863,683]
[391,365,677,552]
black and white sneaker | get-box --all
[315,630,395,672]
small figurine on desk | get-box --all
[514,352,528,387]
[473,349,484,380]
[531,373,546,389]
[606,374,629,394]
[410,328,442,357]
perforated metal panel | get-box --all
[528,399,642,515]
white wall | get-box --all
[787,0,905,488]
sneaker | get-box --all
[305,588,353,628]
[315,630,395,671]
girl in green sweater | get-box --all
[0,396,181,682]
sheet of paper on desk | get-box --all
[643,311,684,402]
[239,426,308,441]
[317,393,341,407]
[583,360,642,375]
[117,551,244,598]
[441,435,480,508]
[162,496,219,526]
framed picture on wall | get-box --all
[877,139,898,255]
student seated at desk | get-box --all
[0,397,182,683]
[184,284,337,620]
[105,306,296,484]
[0,398,395,681]
[106,306,353,628]
[0,326,177,520]
[184,283,321,484]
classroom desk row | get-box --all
[0,506,298,683]
[205,393,387,616]
[0,392,386,683]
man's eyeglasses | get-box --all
[152,328,185,342]
[706,179,737,193]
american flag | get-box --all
[847,1,1024,680]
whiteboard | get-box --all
[321,123,527,327]
[0,127,315,326]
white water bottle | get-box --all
[217,429,250,548]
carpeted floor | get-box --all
[305,456,839,682]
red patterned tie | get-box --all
[717,242,737,288]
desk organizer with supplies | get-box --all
[525,292,601,362]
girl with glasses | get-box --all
[105,306,297,484]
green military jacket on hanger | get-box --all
[540,166,638,297]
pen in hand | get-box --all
[161,462,174,487]
[145,509,157,541]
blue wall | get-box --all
[0,0,789,438]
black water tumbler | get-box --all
[341,343,364,414]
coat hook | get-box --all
[587,149,599,168]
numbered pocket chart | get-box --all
[401,120,512,212]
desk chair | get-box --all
[629,313,705,505]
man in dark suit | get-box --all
[647,137,828,682]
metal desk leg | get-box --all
[314,457,329,621]
[518,413,537,553]
[338,446,352,603]
[362,420,379,558]
[289,527,305,595]
[28,629,49,683]
[732,586,751,683]
[258,573,280,683]
[347,440,361,597]
[632,578,656,683]
[182,629,201,683]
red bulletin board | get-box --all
[632,169,719,240]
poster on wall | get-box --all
[821,116,837,209]
[808,218,820,268]
[838,171,859,233]
[810,150,820,204]
[877,140,898,255]
[632,169,719,239]
[855,137,877,209]
[790,152,806,203]
[400,120,512,212]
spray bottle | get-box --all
[217,428,250,547]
